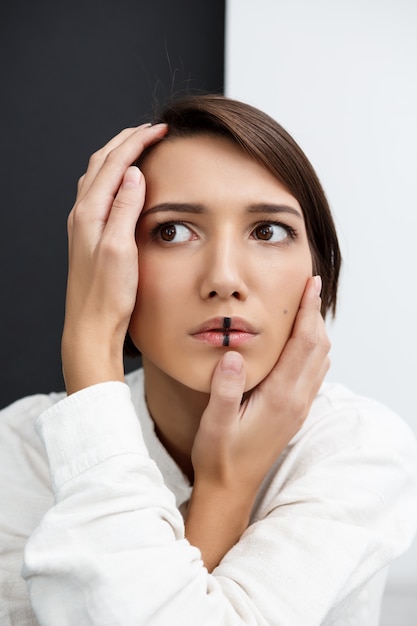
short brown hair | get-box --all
[125,95,341,356]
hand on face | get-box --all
[62,123,168,394]
[191,275,330,498]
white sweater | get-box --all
[1,369,417,625]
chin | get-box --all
[182,364,270,396]
[243,370,271,393]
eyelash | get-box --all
[252,221,297,243]
[149,220,298,244]
[149,220,192,242]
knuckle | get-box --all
[217,382,241,405]
[87,150,102,169]
[99,235,123,259]
[291,394,308,418]
[323,335,332,354]
[67,211,74,234]
[99,233,136,262]
[300,330,318,353]
[70,200,88,223]
[69,201,96,233]
[77,174,86,191]
[282,386,311,421]
[267,388,292,416]
[212,376,243,411]
[104,148,123,168]
[112,196,131,212]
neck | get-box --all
[142,357,210,483]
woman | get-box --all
[2,96,417,625]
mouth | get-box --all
[190,316,258,348]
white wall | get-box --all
[226,0,417,591]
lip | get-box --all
[190,316,258,347]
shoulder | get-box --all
[288,381,417,484]
[256,381,417,518]
[305,381,416,451]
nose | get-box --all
[199,235,249,301]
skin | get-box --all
[62,123,331,572]
[130,133,314,477]
[132,134,313,393]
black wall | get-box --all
[0,0,225,408]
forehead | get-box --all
[141,134,301,211]
[142,133,250,176]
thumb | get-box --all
[200,352,246,432]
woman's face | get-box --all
[130,134,313,393]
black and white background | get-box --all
[1,1,416,622]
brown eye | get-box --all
[160,224,177,241]
[252,222,290,243]
[156,222,193,243]
[254,224,274,240]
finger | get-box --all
[77,124,150,200]
[284,275,328,377]
[81,123,167,215]
[104,166,146,242]
[259,276,325,394]
[199,352,246,435]
[69,124,167,245]
[275,318,328,392]
[291,275,322,333]
[69,125,152,237]
[290,319,331,390]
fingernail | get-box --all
[221,351,243,375]
[313,275,322,296]
[122,166,141,189]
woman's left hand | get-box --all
[186,276,331,570]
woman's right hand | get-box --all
[62,123,168,395]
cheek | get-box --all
[129,257,168,346]
[247,256,312,379]
[129,252,191,356]
[262,252,312,316]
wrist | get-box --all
[185,480,253,571]
[62,327,125,395]
[190,479,254,523]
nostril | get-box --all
[207,290,241,299]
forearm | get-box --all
[185,482,253,572]
[22,385,239,625]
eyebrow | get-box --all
[144,203,205,216]
[247,203,303,220]
[144,202,303,219]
